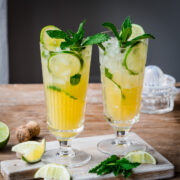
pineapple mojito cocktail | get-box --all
[98,17,154,155]
[40,21,109,166]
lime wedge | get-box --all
[48,51,83,83]
[125,150,156,164]
[0,122,9,149]
[122,42,147,75]
[34,163,70,180]
[40,25,64,51]
[128,24,145,40]
[12,139,46,164]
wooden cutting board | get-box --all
[0,133,174,180]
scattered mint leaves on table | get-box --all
[89,155,140,178]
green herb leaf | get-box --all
[75,19,86,42]
[60,41,73,50]
[123,33,155,47]
[102,16,155,49]
[102,22,120,40]
[82,33,110,46]
[47,85,77,100]
[70,73,81,85]
[118,158,140,170]
[119,16,132,45]
[105,68,125,99]
[46,30,69,39]
[89,155,141,178]
[105,67,113,79]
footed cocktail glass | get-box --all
[40,41,92,167]
[98,32,148,155]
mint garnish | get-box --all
[105,68,125,99]
[47,20,110,53]
[89,155,140,178]
[102,16,155,76]
[47,20,110,85]
[102,16,155,48]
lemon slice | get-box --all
[40,25,64,51]
[12,139,46,163]
[34,163,70,180]
[0,122,10,149]
[125,150,156,165]
[48,51,83,82]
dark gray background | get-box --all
[8,0,180,83]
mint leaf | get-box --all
[102,22,120,40]
[105,68,125,99]
[102,16,155,49]
[68,30,76,38]
[119,16,132,45]
[105,67,113,79]
[70,73,81,85]
[60,41,73,50]
[46,30,69,39]
[118,158,140,170]
[48,85,77,100]
[124,33,155,47]
[75,19,86,42]
[82,33,110,46]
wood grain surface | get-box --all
[0,84,180,179]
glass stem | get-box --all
[58,141,75,157]
[115,130,128,145]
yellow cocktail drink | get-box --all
[40,21,110,166]
[100,37,147,131]
[41,45,92,140]
[97,16,154,156]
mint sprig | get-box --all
[105,68,125,99]
[47,20,110,53]
[89,155,140,178]
[46,20,110,86]
[102,16,155,48]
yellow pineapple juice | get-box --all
[99,38,148,131]
[40,45,92,140]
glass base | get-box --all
[97,138,146,156]
[42,148,91,167]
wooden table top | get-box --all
[0,84,180,180]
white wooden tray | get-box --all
[0,133,174,180]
